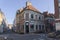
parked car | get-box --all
[56,35,60,38]
[33,30,45,34]
[47,32,56,38]
[55,30,60,38]
[55,30,60,35]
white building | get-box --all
[0,9,8,33]
[55,19,60,31]
[14,1,45,33]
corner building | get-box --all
[15,1,45,33]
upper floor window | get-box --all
[35,15,37,19]
[39,16,41,20]
[36,25,38,30]
[31,14,34,18]
[39,25,41,30]
[26,13,29,20]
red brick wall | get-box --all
[54,0,59,19]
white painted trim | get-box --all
[38,25,39,30]
[55,19,60,20]
[25,21,29,22]
[24,23,26,33]
[29,24,30,33]
[34,24,36,31]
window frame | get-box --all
[31,14,34,19]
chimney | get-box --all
[20,8,23,12]
[26,1,32,6]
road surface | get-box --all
[0,31,59,40]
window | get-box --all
[39,25,41,30]
[30,25,34,29]
[31,14,33,18]
[25,22,29,25]
[35,15,37,19]
[36,25,38,30]
[59,8,60,18]
[42,25,44,30]
[39,16,41,20]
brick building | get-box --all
[43,11,56,33]
[54,0,60,30]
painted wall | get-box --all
[56,22,60,30]
[24,10,44,33]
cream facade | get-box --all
[0,9,8,33]
[24,10,44,33]
[14,1,45,33]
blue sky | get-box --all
[0,0,54,24]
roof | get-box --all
[19,1,40,13]
[25,5,40,12]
